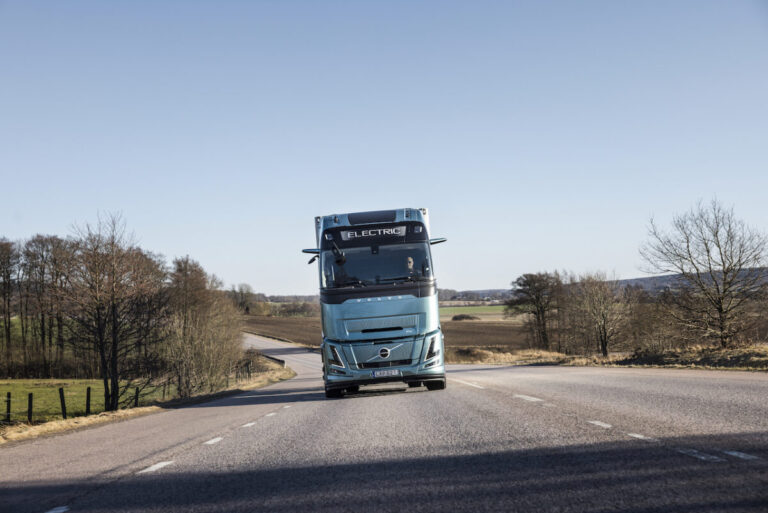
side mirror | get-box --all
[303,249,320,264]
[429,238,447,245]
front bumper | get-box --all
[325,370,446,391]
[323,330,445,390]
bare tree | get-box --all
[0,239,19,375]
[508,272,562,350]
[566,272,626,357]
[68,214,166,410]
[167,257,242,398]
[641,200,768,348]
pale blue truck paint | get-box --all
[303,208,447,398]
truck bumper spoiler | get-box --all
[325,373,445,391]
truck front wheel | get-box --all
[426,379,446,391]
[325,388,344,398]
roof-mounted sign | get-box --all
[340,226,406,241]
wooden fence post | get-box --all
[5,392,10,423]
[59,388,67,420]
[85,387,91,416]
[27,393,33,423]
[59,387,67,420]
[134,387,139,408]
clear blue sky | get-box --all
[2,1,767,295]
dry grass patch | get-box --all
[445,347,568,365]
[598,344,768,370]
[445,344,768,371]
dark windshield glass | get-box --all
[321,242,433,289]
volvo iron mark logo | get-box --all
[379,347,391,359]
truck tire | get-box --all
[325,388,343,398]
[426,379,446,391]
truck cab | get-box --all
[303,208,447,398]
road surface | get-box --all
[1,333,767,512]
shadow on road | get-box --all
[6,433,767,513]
[189,382,427,407]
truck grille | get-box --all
[358,359,412,369]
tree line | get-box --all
[507,200,768,356]
[0,214,244,409]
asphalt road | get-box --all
[2,333,767,513]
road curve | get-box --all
[1,333,767,513]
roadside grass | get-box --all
[445,344,768,371]
[445,347,568,365]
[0,358,295,445]
[599,344,768,371]
[0,379,179,423]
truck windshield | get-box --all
[321,242,433,289]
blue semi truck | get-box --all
[303,208,447,398]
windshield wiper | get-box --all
[332,241,346,265]
[378,275,416,284]
[337,279,367,288]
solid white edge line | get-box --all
[204,437,223,445]
[44,508,70,513]
[241,422,256,427]
[283,405,292,408]
[137,461,174,474]
[722,450,761,461]
[514,394,543,402]
[676,448,725,462]
[266,412,277,417]
[587,420,612,429]
[627,433,658,442]
[451,378,485,389]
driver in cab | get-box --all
[406,256,419,280]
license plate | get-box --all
[372,369,401,378]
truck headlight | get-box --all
[426,335,440,360]
[328,345,345,368]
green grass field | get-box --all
[439,305,506,317]
[0,379,176,423]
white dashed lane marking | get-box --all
[241,422,256,427]
[283,405,292,409]
[266,412,276,417]
[44,508,69,513]
[451,379,485,389]
[514,394,543,402]
[587,420,612,429]
[137,461,174,474]
[676,448,725,462]
[627,433,658,442]
[204,437,223,445]
[722,450,761,461]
